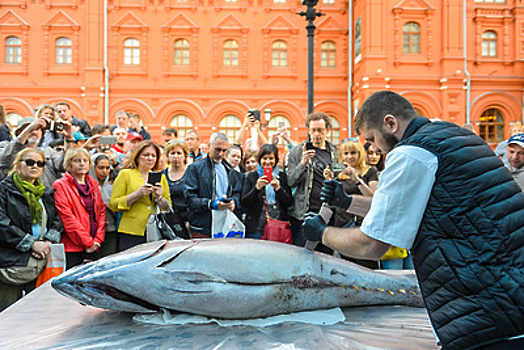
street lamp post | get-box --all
[298,0,324,114]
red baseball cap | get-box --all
[126,131,143,142]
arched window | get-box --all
[223,40,239,67]
[328,117,340,145]
[272,40,288,67]
[219,115,242,142]
[321,41,336,68]
[174,39,190,66]
[482,31,497,57]
[55,37,72,64]
[169,114,193,139]
[123,38,140,65]
[5,36,22,64]
[479,109,504,143]
[403,22,420,54]
[268,115,292,145]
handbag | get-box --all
[161,209,190,239]
[0,204,49,286]
[261,197,292,244]
[146,205,180,241]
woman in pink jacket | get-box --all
[53,148,106,269]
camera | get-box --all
[44,120,64,132]
[330,163,347,177]
[248,109,261,121]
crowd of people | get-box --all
[0,97,523,346]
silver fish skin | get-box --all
[52,239,423,319]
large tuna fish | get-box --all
[52,239,423,319]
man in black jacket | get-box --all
[185,132,243,238]
[55,101,92,137]
[304,91,524,350]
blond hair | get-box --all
[338,140,369,176]
[10,148,46,175]
[164,141,190,165]
[64,148,92,171]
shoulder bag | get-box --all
[0,205,48,286]
[261,196,292,244]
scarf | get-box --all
[13,173,45,224]
[256,164,280,204]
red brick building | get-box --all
[0,0,523,146]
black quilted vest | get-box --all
[397,118,524,350]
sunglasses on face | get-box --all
[22,159,46,168]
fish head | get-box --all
[52,240,199,313]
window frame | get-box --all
[403,22,421,54]
[55,37,72,65]
[481,30,497,58]
[320,40,337,68]
[123,38,141,66]
[271,40,288,68]
[5,36,22,64]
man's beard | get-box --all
[379,127,400,154]
[26,135,40,147]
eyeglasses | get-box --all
[54,147,64,152]
[342,137,360,143]
[22,159,46,168]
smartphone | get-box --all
[329,163,347,176]
[99,135,118,145]
[263,166,272,181]
[221,198,233,203]
[147,171,162,186]
[305,141,314,150]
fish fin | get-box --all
[152,270,227,293]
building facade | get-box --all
[351,0,524,146]
[0,0,350,145]
[0,0,523,147]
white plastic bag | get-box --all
[211,210,245,239]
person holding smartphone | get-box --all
[286,113,338,249]
[241,144,293,239]
[110,140,171,251]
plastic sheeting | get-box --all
[0,282,439,349]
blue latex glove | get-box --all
[211,199,221,210]
[303,214,327,242]
[320,180,353,211]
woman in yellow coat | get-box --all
[110,140,171,251]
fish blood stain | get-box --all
[292,274,326,289]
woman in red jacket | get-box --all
[53,148,106,269]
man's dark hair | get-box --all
[257,143,279,166]
[163,128,178,137]
[354,91,418,135]
[305,112,332,129]
[225,144,242,157]
[129,113,141,121]
[55,101,71,110]
[92,123,111,135]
